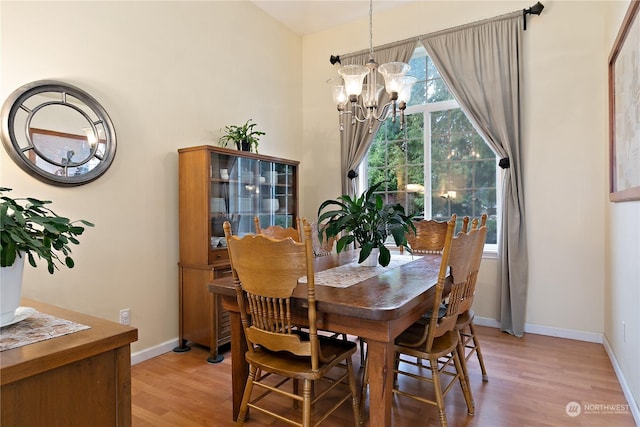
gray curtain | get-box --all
[420,12,528,336]
[339,40,416,197]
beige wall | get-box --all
[0,1,302,353]
[301,0,638,415]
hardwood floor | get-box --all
[131,326,636,426]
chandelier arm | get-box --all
[351,103,371,123]
[373,102,395,122]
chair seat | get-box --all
[455,309,475,329]
[418,303,447,323]
[247,337,357,380]
[395,326,459,359]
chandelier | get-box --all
[328,0,416,133]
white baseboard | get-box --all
[523,322,603,343]
[473,316,501,328]
[474,316,603,343]
[131,338,179,365]
[603,336,640,425]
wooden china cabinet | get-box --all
[176,145,299,362]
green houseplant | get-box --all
[317,181,415,267]
[218,119,265,153]
[0,187,94,273]
[1,187,94,325]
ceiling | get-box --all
[250,1,413,36]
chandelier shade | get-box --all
[398,76,417,104]
[378,62,410,96]
[327,77,348,107]
[338,65,369,99]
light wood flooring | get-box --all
[131,325,636,426]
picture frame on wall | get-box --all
[608,0,640,202]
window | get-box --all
[361,46,499,245]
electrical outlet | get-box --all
[120,308,130,325]
[622,321,626,343]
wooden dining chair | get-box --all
[408,215,458,321]
[405,218,450,254]
[254,216,302,242]
[223,220,360,427]
[455,214,489,383]
[388,216,478,427]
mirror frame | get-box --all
[1,80,117,186]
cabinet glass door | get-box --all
[209,150,297,246]
[256,162,295,229]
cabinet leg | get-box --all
[208,289,224,363]
[207,351,224,363]
[173,340,191,353]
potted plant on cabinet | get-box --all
[218,119,265,153]
[317,181,415,267]
[0,187,94,325]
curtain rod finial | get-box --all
[527,2,544,15]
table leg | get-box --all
[365,339,394,427]
[229,310,248,421]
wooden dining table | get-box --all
[208,250,442,427]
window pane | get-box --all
[409,55,426,81]
[426,56,439,80]
[431,110,450,135]
[405,114,424,141]
[427,78,452,103]
[388,121,405,142]
[409,192,425,218]
[430,161,447,190]
[368,168,386,188]
[407,164,424,186]
[368,138,386,168]
[474,159,497,188]
[409,80,427,106]
[406,140,423,164]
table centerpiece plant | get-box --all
[0,187,94,324]
[317,181,415,267]
[218,119,265,153]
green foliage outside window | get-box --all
[364,48,498,244]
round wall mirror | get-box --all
[1,80,117,186]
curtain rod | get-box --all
[332,2,544,64]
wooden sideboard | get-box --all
[0,298,138,427]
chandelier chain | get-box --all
[369,0,374,59]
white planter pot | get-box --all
[361,248,380,267]
[1,256,25,325]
